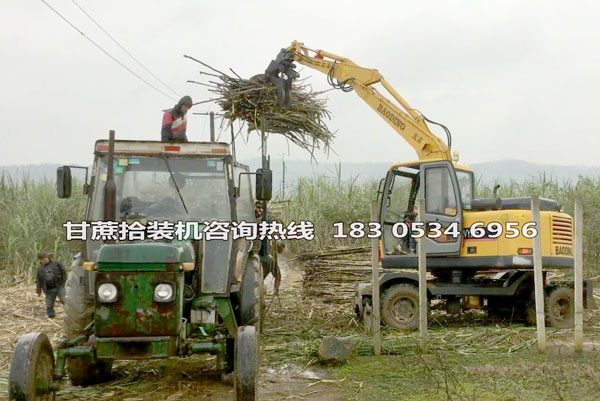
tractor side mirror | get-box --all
[255,168,272,201]
[57,166,72,199]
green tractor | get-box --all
[9,131,276,401]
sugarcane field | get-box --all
[3,2,600,401]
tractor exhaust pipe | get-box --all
[210,111,215,142]
[493,184,500,198]
[103,130,117,228]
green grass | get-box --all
[275,167,379,253]
[260,288,600,401]
[332,350,600,401]
[277,171,600,275]
[1,169,599,281]
[0,175,86,282]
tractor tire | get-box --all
[546,287,575,329]
[234,326,258,401]
[9,332,55,401]
[64,269,112,386]
[238,253,264,334]
[381,283,423,330]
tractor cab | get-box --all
[86,141,235,260]
[9,137,270,401]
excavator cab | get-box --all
[380,160,471,257]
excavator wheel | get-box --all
[546,287,575,329]
[381,283,427,330]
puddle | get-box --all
[260,363,345,401]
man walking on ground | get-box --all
[36,252,66,318]
[161,95,193,142]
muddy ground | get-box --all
[0,255,345,401]
[1,255,599,400]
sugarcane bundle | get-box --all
[300,246,373,303]
[185,55,334,155]
[219,76,333,152]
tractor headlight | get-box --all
[154,283,174,302]
[97,283,118,303]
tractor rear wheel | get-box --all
[64,269,112,386]
[381,283,424,330]
[9,332,55,401]
[546,287,575,329]
[234,326,258,401]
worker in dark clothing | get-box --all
[161,95,193,142]
[35,252,66,318]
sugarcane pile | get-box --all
[219,77,333,152]
[185,55,334,155]
[298,245,381,303]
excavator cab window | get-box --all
[425,167,457,216]
[455,170,474,210]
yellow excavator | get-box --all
[266,41,595,329]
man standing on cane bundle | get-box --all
[35,252,66,319]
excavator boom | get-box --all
[266,41,451,161]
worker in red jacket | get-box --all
[161,96,193,142]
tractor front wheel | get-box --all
[9,332,56,401]
[234,326,258,401]
[64,269,112,385]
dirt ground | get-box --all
[1,255,599,400]
[0,255,345,401]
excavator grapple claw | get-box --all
[264,49,299,108]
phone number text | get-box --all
[332,222,538,239]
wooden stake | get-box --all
[371,200,381,356]
[531,195,546,352]
[417,198,428,353]
[574,194,584,352]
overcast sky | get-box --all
[2,0,599,168]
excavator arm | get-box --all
[266,41,451,161]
